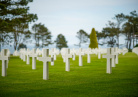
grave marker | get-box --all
[29,49,38,70]
[38,49,53,80]
[102,48,114,74]
[85,48,92,63]
[76,48,85,66]
[64,48,72,71]
[25,48,30,65]
[0,49,9,77]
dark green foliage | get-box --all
[96,31,105,46]
[0,0,38,50]
[134,44,138,47]
[0,53,138,97]
[122,10,138,49]
[55,34,68,50]
[102,21,119,47]
[89,28,98,48]
[75,29,89,47]
[113,13,126,47]
[32,23,52,48]
[18,43,27,50]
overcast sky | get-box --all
[28,0,138,48]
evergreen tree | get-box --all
[89,28,98,48]
[55,34,68,50]
[75,29,89,47]
[32,23,52,48]
[0,0,38,50]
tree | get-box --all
[75,29,89,47]
[0,0,38,50]
[102,21,118,47]
[96,31,105,46]
[89,28,98,48]
[113,13,126,48]
[39,24,52,48]
[0,0,13,51]
[18,43,27,50]
[55,34,68,50]
[121,10,138,50]
[32,23,52,48]
[125,10,138,48]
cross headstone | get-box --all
[22,48,26,62]
[6,49,10,68]
[76,48,85,66]
[114,47,119,64]
[85,48,92,63]
[102,48,114,74]
[13,50,19,56]
[64,48,72,71]
[111,48,116,67]
[98,50,101,59]
[0,49,10,77]
[25,48,30,65]
[61,48,67,62]
[38,49,53,80]
[29,48,38,70]
[71,48,76,61]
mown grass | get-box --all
[0,52,138,97]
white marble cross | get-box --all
[98,51,101,59]
[0,49,10,77]
[38,49,53,80]
[25,48,30,65]
[76,48,85,66]
[64,48,72,71]
[102,48,114,74]
[50,48,59,61]
[22,48,26,62]
[71,48,76,61]
[29,49,38,70]
[111,48,116,67]
[113,47,119,64]
[85,48,92,63]
[61,48,67,62]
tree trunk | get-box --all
[128,32,132,50]
[132,26,135,48]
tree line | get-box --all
[75,11,138,50]
[0,0,138,51]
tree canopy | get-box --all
[55,34,68,50]
[89,28,98,49]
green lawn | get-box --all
[0,52,138,97]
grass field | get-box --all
[0,52,138,97]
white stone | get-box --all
[132,47,138,55]
[0,49,10,77]
[61,48,67,62]
[111,48,116,67]
[102,48,114,74]
[25,48,30,65]
[70,48,76,61]
[85,48,92,63]
[29,48,38,70]
[76,48,85,66]
[64,48,72,71]
[13,50,19,56]
[114,47,119,64]
[38,49,53,80]
[122,48,128,55]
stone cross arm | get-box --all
[38,57,53,62]
[29,54,38,57]
[0,56,10,61]
[102,54,113,59]
[65,54,72,58]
